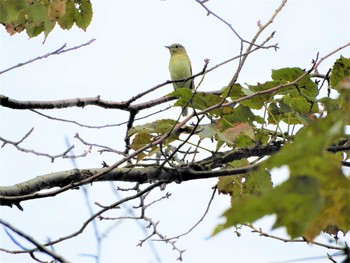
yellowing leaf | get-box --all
[214,176,323,238]
[217,161,272,204]
[303,169,350,239]
[217,175,244,197]
[129,119,177,136]
[129,133,159,162]
[0,0,92,38]
[130,133,153,151]
[49,0,66,20]
[222,122,254,142]
[197,124,233,149]
[58,0,75,29]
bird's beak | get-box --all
[165,45,171,49]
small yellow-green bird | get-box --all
[166,43,194,116]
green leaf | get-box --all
[241,81,279,109]
[330,56,350,89]
[128,119,177,136]
[215,108,349,239]
[0,0,92,38]
[283,96,318,114]
[304,166,350,239]
[0,0,27,24]
[265,112,344,171]
[272,67,318,99]
[267,100,301,125]
[129,133,159,162]
[221,84,245,100]
[74,0,93,31]
[169,87,193,106]
[217,175,244,197]
[170,88,224,116]
[197,124,233,150]
[262,111,348,239]
[217,161,272,202]
[130,133,153,151]
[129,119,178,156]
[58,0,75,29]
[318,97,341,113]
[25,0,54,38]
[197,122,255,149]
[244,168,272,196]
[271,176,323,237]
[214,175,323,238]
[220,105,264,127]
[222,122,255,147]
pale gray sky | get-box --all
[1,0,349,262]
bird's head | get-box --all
[165,43,187,55]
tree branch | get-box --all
[3,181,168,257]
[0,219,68,262]
[0,140,283,207]
[0,39,96,75]
[0,128,76,163]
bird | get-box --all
[165,43,194,116]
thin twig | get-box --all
[0,39,96,75]
[228,0,287,87]
[0,219,68,262]
[30,106,172,129]
[74,133,123,154]
[246,223,345,250]
[313,42,350,73]
[164,185,217,241]
[0,128,75,163]
[11,181,168,255]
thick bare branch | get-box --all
[0,140,284,207]
[0,165,251,204]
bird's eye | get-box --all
[174,45,179,48]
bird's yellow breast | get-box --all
[169,53,192,89]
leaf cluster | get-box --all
[0,0,92,39]
[130,57,350,240]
